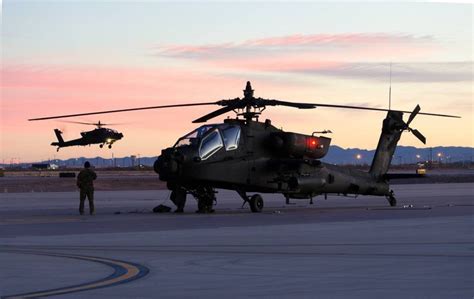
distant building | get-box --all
[31,163,58,170]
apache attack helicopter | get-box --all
[51,121,124,151]
[30,82,459,213]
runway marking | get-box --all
[1,250,149,299]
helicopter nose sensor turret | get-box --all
[154,148,181,179]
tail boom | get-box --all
[369,111,404,178]
[51,129,65,146]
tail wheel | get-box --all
[389,196,397,207]
[387,190,397,207]
[249,194,264,213]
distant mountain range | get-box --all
[45,146,474,167]
[322,146,473,165]
[2,146,472,168]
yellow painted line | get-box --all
[2,251,149,299]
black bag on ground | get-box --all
[153,204,172,213]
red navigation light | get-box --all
[306,137,318,151]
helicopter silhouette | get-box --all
[51,121,124,152]
[31,82,459,213]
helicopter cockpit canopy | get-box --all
[174,125,215,148]
[106,128,119,133]
[174,124,241,160]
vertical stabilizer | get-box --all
[369,111,405,178]
[54,129,64,144]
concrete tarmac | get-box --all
[0,183,473,298]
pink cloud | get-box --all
[151,33,441,78]
[241,33,432,47]
[156,33,435,59]
[151,33,470,83]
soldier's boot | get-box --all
[196,198,207,213]
[196,201,203,213]
[174,202,185,213]
[206,201,215,213]
[196,197,214,214]
[171,188,187,213]
[89,200,95,215]
[79,200,85,215]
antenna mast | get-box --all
[389,62,392,110]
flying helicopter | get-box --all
[30,82,459,213]
[51,121,124,151]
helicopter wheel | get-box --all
[249,194,264,213]
[388,196,397,207]
[387,191,397,207]
[99,144,104,148]
[108,144,112,149]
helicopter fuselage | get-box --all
[155,119,390,207]
[51,127,124,151]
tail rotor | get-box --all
[405,105,426,144]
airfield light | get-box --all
[416,154,421,159]
[356,154,362,160]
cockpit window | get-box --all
[175,125,214,148]
[221,125,241,151]
[199,129,223,160]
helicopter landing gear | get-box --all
[237,191,264,213]
[387,190,397,207]
[108,144,112,149]
[99,144,104,148]
[249,194,264,213]
[191,186,216,214]
[283,194,295,205]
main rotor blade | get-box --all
[278,100,460,118]
[406,105,421,126]
[59,120,127,127]
[29,102,218,121]
[411,129,426,144]
[59,120,96,126]
[264,99,316,109]
[192,105,237,123]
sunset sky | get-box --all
[1,2,472,163]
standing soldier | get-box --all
[77,161,97,215]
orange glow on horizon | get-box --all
[1,63,471,162]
